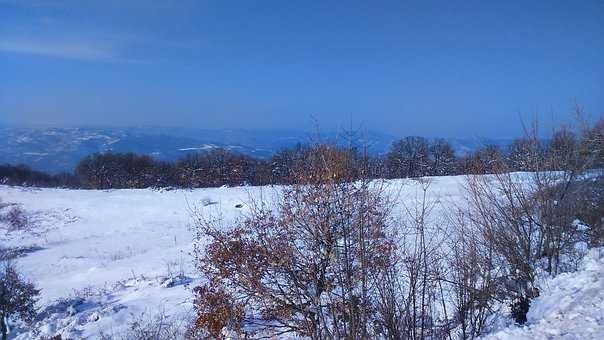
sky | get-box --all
[1,0,602,138]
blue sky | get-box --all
[1,0,602,137]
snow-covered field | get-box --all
[0,184,278,338]
[0,175,602,339]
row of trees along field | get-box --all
[0,116,602,189]
[61,116,604,189]
[0,164,78,188]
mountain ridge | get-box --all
[0,127,513,174]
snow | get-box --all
[482,248,604,340]
[0,184,269,338]
[0,175,602,338]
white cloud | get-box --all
[0,39,137,63]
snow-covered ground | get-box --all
[483,248,604,340]
[0,175,602,339]
[0,184,275,338]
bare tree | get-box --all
[507,137,542,171]
[579,115,604,167]
[429,139,457,176]
[386,137,431,178]
[192,144,399,339]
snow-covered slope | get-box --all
[0,176,601,339]
[0,185,267,338]
[483,248,604,340]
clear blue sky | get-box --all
[1,0,602,137]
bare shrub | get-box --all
[468,171,542,285]
[574,176,604,247]
[445,209,502,338]
[163,255,188,281]
[0,261,40,340]
[460,117,602,325]
[192,144,399,339]
[0,206,29,232]
[101,309,193,340]
[391,179,448,339]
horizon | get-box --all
[0,123,549,141]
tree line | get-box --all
[1,117,602,189]
[0,164,78,188]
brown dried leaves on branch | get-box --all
[192,145,398,339]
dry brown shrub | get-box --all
[192,144,398,339]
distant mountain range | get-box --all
[0,127,513,174]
